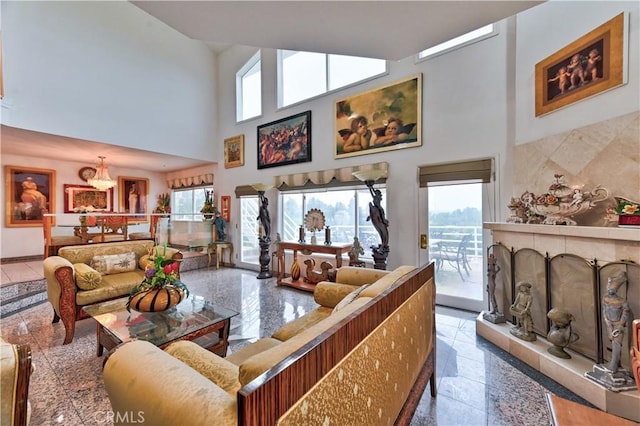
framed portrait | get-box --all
[224,134,244,168]
[220,195,231,222]
[535,12,628,117]
[335,74,422,159]
[118,176,149,223]
[63,184,114,213]
[257,110,311,169]
[5,165,55,227]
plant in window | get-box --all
[153,193,171,215]
[200,190,217,219]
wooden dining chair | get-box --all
[97,215,128,242]
[42,210,83,257]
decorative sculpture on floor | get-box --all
[585,272,636,391]
[352,169,389,270]
[546,308,579,359]
[253,184,273,279]
[509,282,536,341]
[483,253,505,324]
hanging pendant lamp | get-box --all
[87,156,117,190]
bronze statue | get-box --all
[257,193,271,241]
[348,236,365,266]
[547,308,579,359]
[482,253,505,324]
[603,272,630,373]
[367,187,389,248]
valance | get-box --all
[235,185,260,198]
[167,173,213,189]
[418,159,492,187]
[275,162,388,191]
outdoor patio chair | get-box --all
[431,234,472,281]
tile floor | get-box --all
[0,261,591,425]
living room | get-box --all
[1,1,639,425]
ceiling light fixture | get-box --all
[87,156,117,191]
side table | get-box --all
[208,241,235,269]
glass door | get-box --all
[420,183,485,312]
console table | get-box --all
[207,241,234,269]
[276,241,352,292]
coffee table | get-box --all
[82,294,238,357]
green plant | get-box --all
[615,199,640,215]
[200,190,217,215]
[154,193,171,214]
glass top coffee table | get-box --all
[83,294,238,357]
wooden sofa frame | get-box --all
[237,262,436,425]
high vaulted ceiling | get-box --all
[2,1,544,171]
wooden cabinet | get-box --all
[276,242,352,292]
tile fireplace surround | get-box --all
[478,222,640,422]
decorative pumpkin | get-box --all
[129,285,185,312]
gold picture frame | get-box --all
[335,74,422,159]
[5,165,56,227]
[224,134,244,168]
[118,176,149,223]
[535,12,627,117]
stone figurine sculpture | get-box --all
[546,308,579,359]
[213,213,227,242]
[483,253,505,324]
[509,282,536,341]
[585,272,636,391]
[348,236,365,267]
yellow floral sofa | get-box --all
[43,240,182,345]
[0,338,32,426]
[103,263,436,425]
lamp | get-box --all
[352,168,389,270]
[251,183,274,279]
[87,156,117,191]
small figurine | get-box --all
[546,308,579,359]
[509,282,536,341]
[483,253,505,324]
[348,236,365,267]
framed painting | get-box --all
[221,195,231,222]
[257,110,311,169]
[63,184,114,213]
[118,176,149,223]
[535,12,628,117]
[335,74,422,159]
[224,134,244,168]
[5,165,55,227]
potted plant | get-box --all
[200,190,217,220]
[614,196,640,226]
[153,193,171,216]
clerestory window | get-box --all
[236,51,261,122]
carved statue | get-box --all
[509,282,536,341]
[546,308,579,359]
[303,259,334,285]
[257,193,271,242]
[603,272,630,373]
[214,213,227,241]
[482,253,505,324]
[367,187,389,248]
[348,236,365,267]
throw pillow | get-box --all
[332,284,370,314]
[90,252,137,275]
[74,263,102,290]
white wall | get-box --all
[1,154,169,258]
[1,1,218,160]
[515,1,640,143]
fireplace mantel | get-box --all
[484,222,640,263]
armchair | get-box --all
[0,338,32,426]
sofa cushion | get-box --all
[358,265,417,298]
[164,341,241,395]
[58,240,155,265]
[333,284,370,313]
[271,307,333,341]
[313,282,360,308]
[238,297,372,386]
[75,271,144,306]
[225,337,282,365]
[334,266,390,287]
[73,263,102,290]
[90,252,137,275]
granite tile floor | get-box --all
[0,262,591,426]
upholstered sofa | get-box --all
[0,338,32,426]
[103,262,436,425]
[43,240,182,345]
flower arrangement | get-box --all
[536,174,570,206]
[200,189,217,217]
[153,193,171,214]
[126,244,188,311]
[614,198,640,215]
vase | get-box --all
[290,253,301,281]
[129,285,185,312]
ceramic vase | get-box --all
[129,285,184,312]
[290,254,301,281]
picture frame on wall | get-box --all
[535,12,628,117]
[334,74,422,159]
[63,184,114,213]
[5,165,56,227]
[224,134,244,168]
[221,195,231,222]
[257,110,311,169]
[118,176,149,223]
